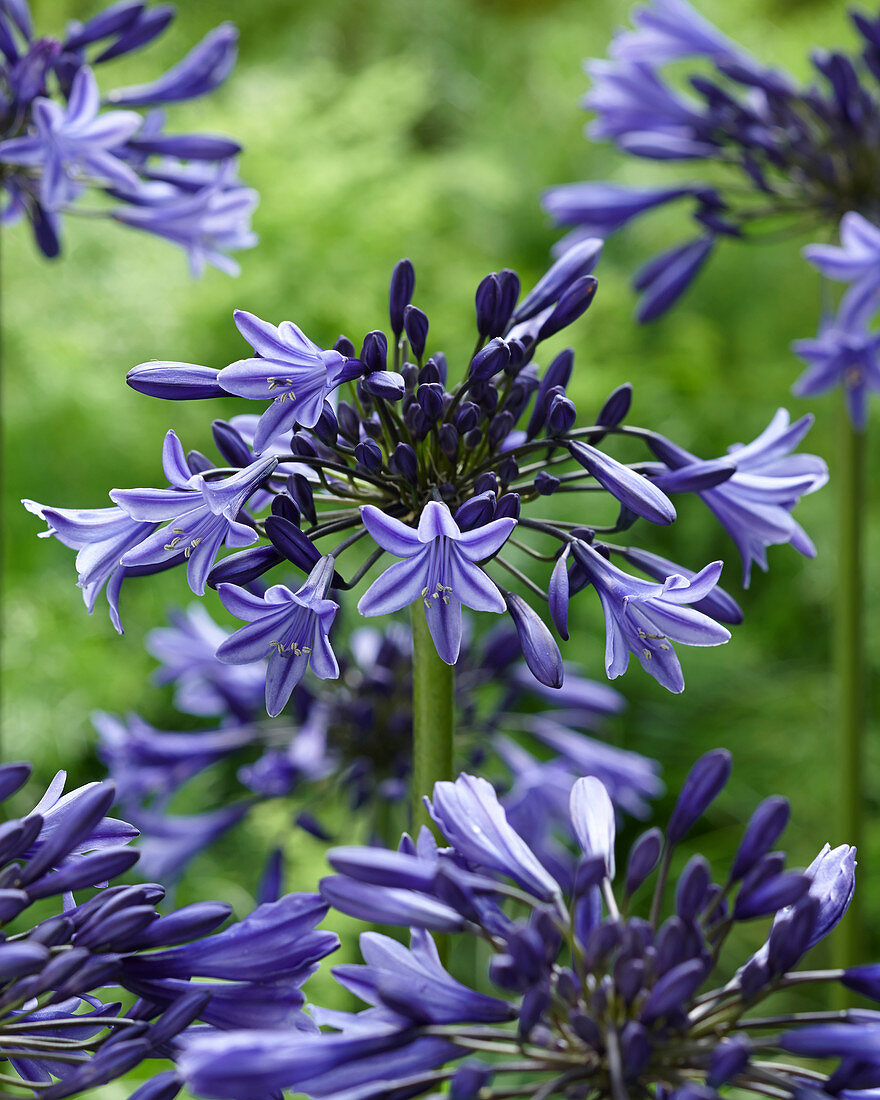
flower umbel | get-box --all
[177,750,867,1100]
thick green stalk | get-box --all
[834,397,866,972]
[410,605,455,832]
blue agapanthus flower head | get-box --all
[176,749,871,1100]
[0,1,256,269]
[29,250,826,697]
[96,602,663,883]
[0,759,339,1099]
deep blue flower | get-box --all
[173,751,868,1100]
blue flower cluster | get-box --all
[175,751,873,1100]
[544,0,880,327]
[25,250,826,709]
[0,760,338,1099]
[94,603,662,882]
[0,0,256,271]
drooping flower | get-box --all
[110,430,278,596]
[0,2,252,267]
[216,556,340,716]
[176,751,868,1100]
[358,502,516,664]
[647,408,829,585]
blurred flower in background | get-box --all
[95,603,662,885]
[0,0,257,272]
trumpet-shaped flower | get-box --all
[217,557,340,716]
[357,502,516,664]
[111,430,277,596]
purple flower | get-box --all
[0,67,140,208]
[215,310,354,447]
[217,556,340,716]
[112,161,258,277]
[792,299,880,431]
[804,212,880,289]
[607,0,740,64]
[570,539,730,693]
[357,502,516,664]
[543,181,696,239]
[21,499,156,633]
[648,409,828,585]
[110,430,277,596]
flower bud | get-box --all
[667,749,732,845]
[388,258,415,336]
[504,592,563,689]
[469,337,510,380]
[127,362,224,400]
[390,442,418,484]
[625,828,663,896]
[404,305,429,360]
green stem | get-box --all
[410,605,455,832]
[834,397,866,973]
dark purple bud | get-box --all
[438,424,459,459]
[390,442,417,484]
[363,370,405,401]
[0,889,29,923]
[455,491,496,531]
[186,450,213,475]
[362,413,383,440]
[518,987,550,1038]
[10,39,59,103]
[733,872,811,921]
[455,402,481,434]
[498,456,518,486]
[419,361,441,385]
[738,955,770,1000]
[708,1038,750,1089]
[292,431,317,459]
[651,457,735,493]
[264,515,330,579]
[569,441,676,526]
[730,797,791,881]
[127,133,241,160]
[597,383,632,429]
[625,828,663,896]
[0,762,31,801]
[93,4,175,62]
[495,269,521,333]
[615,958,645,1005]
[451,1063,493,1100]
[64,1,143,49]
[30,202,60,259]
[296,812,332,841]
[634,237,715,324]
[313,403,338,445]
[475,273,500,337]
[133,901,231,949]
[574,856,607,895]
[584,920,622,970]
[489,411,514,451]
[22,784,116,884]
[464,427,483,450]
[547,393,576,435]
[207,544,282,588]
[0,942,49,979]
[538,275,598,340]
[571,1011,603,1049]
[843,963,880,1001]
[667,750,732,845]
[514,238,602,322]
[675,856,711,921]
[473,472,498,496]
[470,337,510,380]
[127,362,224,400]
[495,492,520,520]
[334,335,356,357]
[641,958,706,1023]
[361,330,388,373]
[534,471,560,495]
[621,1021,651,1075]
[417,382,444,421]
[212,420,252,467]
[288,473,316,525]
[353,439,382,472]
[504,593,562,689]
[404,305,429,360]
[337,402,360,444]
[389,258,415,336]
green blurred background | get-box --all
[3,0,880,1081]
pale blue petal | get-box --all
[357,551,430,616]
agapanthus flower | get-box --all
[0,1,255,268]
[39,248,819,698]
[96,603,665,880]
[645,408,829,585]
[543,0,880,352]
[177,749,872,1100]
[0,759,339,1099]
